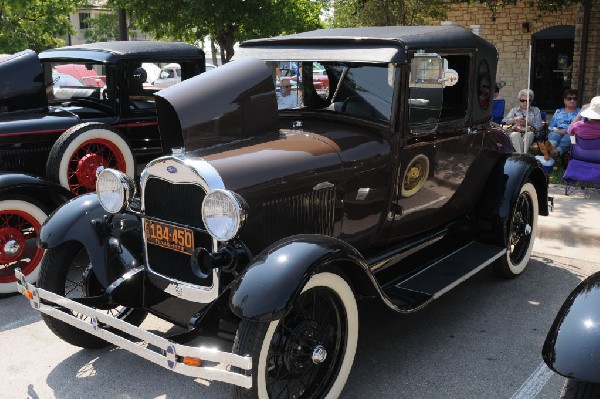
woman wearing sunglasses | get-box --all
[542,89,581,159]
[502,88,543,153]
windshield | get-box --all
[267,60,395,123]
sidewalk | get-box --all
[535,183,600,259]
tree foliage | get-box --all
[83,11,141,43]
[329,0,588,27]
[330,0,449,27]
[108,0,325,63]
[0,0,83,53]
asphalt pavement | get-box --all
[535,183,600,260]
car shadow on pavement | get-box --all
[343,255,583,399]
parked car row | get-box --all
[0,41,206,293]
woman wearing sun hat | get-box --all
[568,96,600,140]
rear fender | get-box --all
[230,234,375,322]
[542,272,600,383]
[479,154,548,222]
[39,194,143,288]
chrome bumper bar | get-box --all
[15,268,252,389]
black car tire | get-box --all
[0,196,48,294]
[46,123,135,196]
[38,241,147,349]
[494,182,538,278]
[232,272,358,399]
[561,379,600,398]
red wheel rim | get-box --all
[67,138,127,195]
[0,210,44,283]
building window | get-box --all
[79,12,91,29]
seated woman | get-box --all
[502,89,543,153]
[542,89,580,158]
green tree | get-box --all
[330,0,448,27]
[83,11,141,43]
[109,0,325,63]
[0,0,83,53]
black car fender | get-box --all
[0,172,72,212]
[542,271,600,383]
[478,154,548,223]
[39,193,142,288]
[229,234,376,322]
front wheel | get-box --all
[561,379,600,398]
[233,272,358,399]
[38,242,146,349]
[494,182,539,278]
[0,198,47,294]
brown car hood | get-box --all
[154,56,279,153]
[0,50,48,113]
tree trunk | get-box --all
[216,25,236,63]
[210,38,218,66]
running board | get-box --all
[382,242,506,312]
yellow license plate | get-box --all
[144,220,194,255]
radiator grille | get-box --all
[262,187,335,241]
[143,177,205,227]
[143,176,212,286]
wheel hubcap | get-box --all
[0,210,44,283]
[311,345,327,364]
[75,153,106,191]
[0,228,25,262]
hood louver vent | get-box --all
[262,187,335,241]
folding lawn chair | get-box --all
[563,134,600,196]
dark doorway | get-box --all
[531,25,575,111]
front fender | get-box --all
[230,234,369,322]
[0,172,71,210]
[543,272,600,383]
[39,194,142,288]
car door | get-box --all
[389,53,483,239]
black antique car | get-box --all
[0,42,204,292]
[543,272,600,398]
[16,26,549,397]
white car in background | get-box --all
[153,63,181,88]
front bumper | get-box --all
[15,268,252,389]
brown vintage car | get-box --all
[16,26,548,398]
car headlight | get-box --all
[96,168,136,214]
[202,189,246,241]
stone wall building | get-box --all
[433,0,599,113]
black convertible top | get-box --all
[237,26,496,63]
[40,41,204,63]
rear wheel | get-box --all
[46,123,134,196]
[0,198,47,294]
[38,242,146,349]
[233,272,358,398]
[561,379,600,398]
[494,182,539,278]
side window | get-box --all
[409,54,469,134]
[477,60,492,110]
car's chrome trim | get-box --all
[15,268,252,389]
[147,268,220,303]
